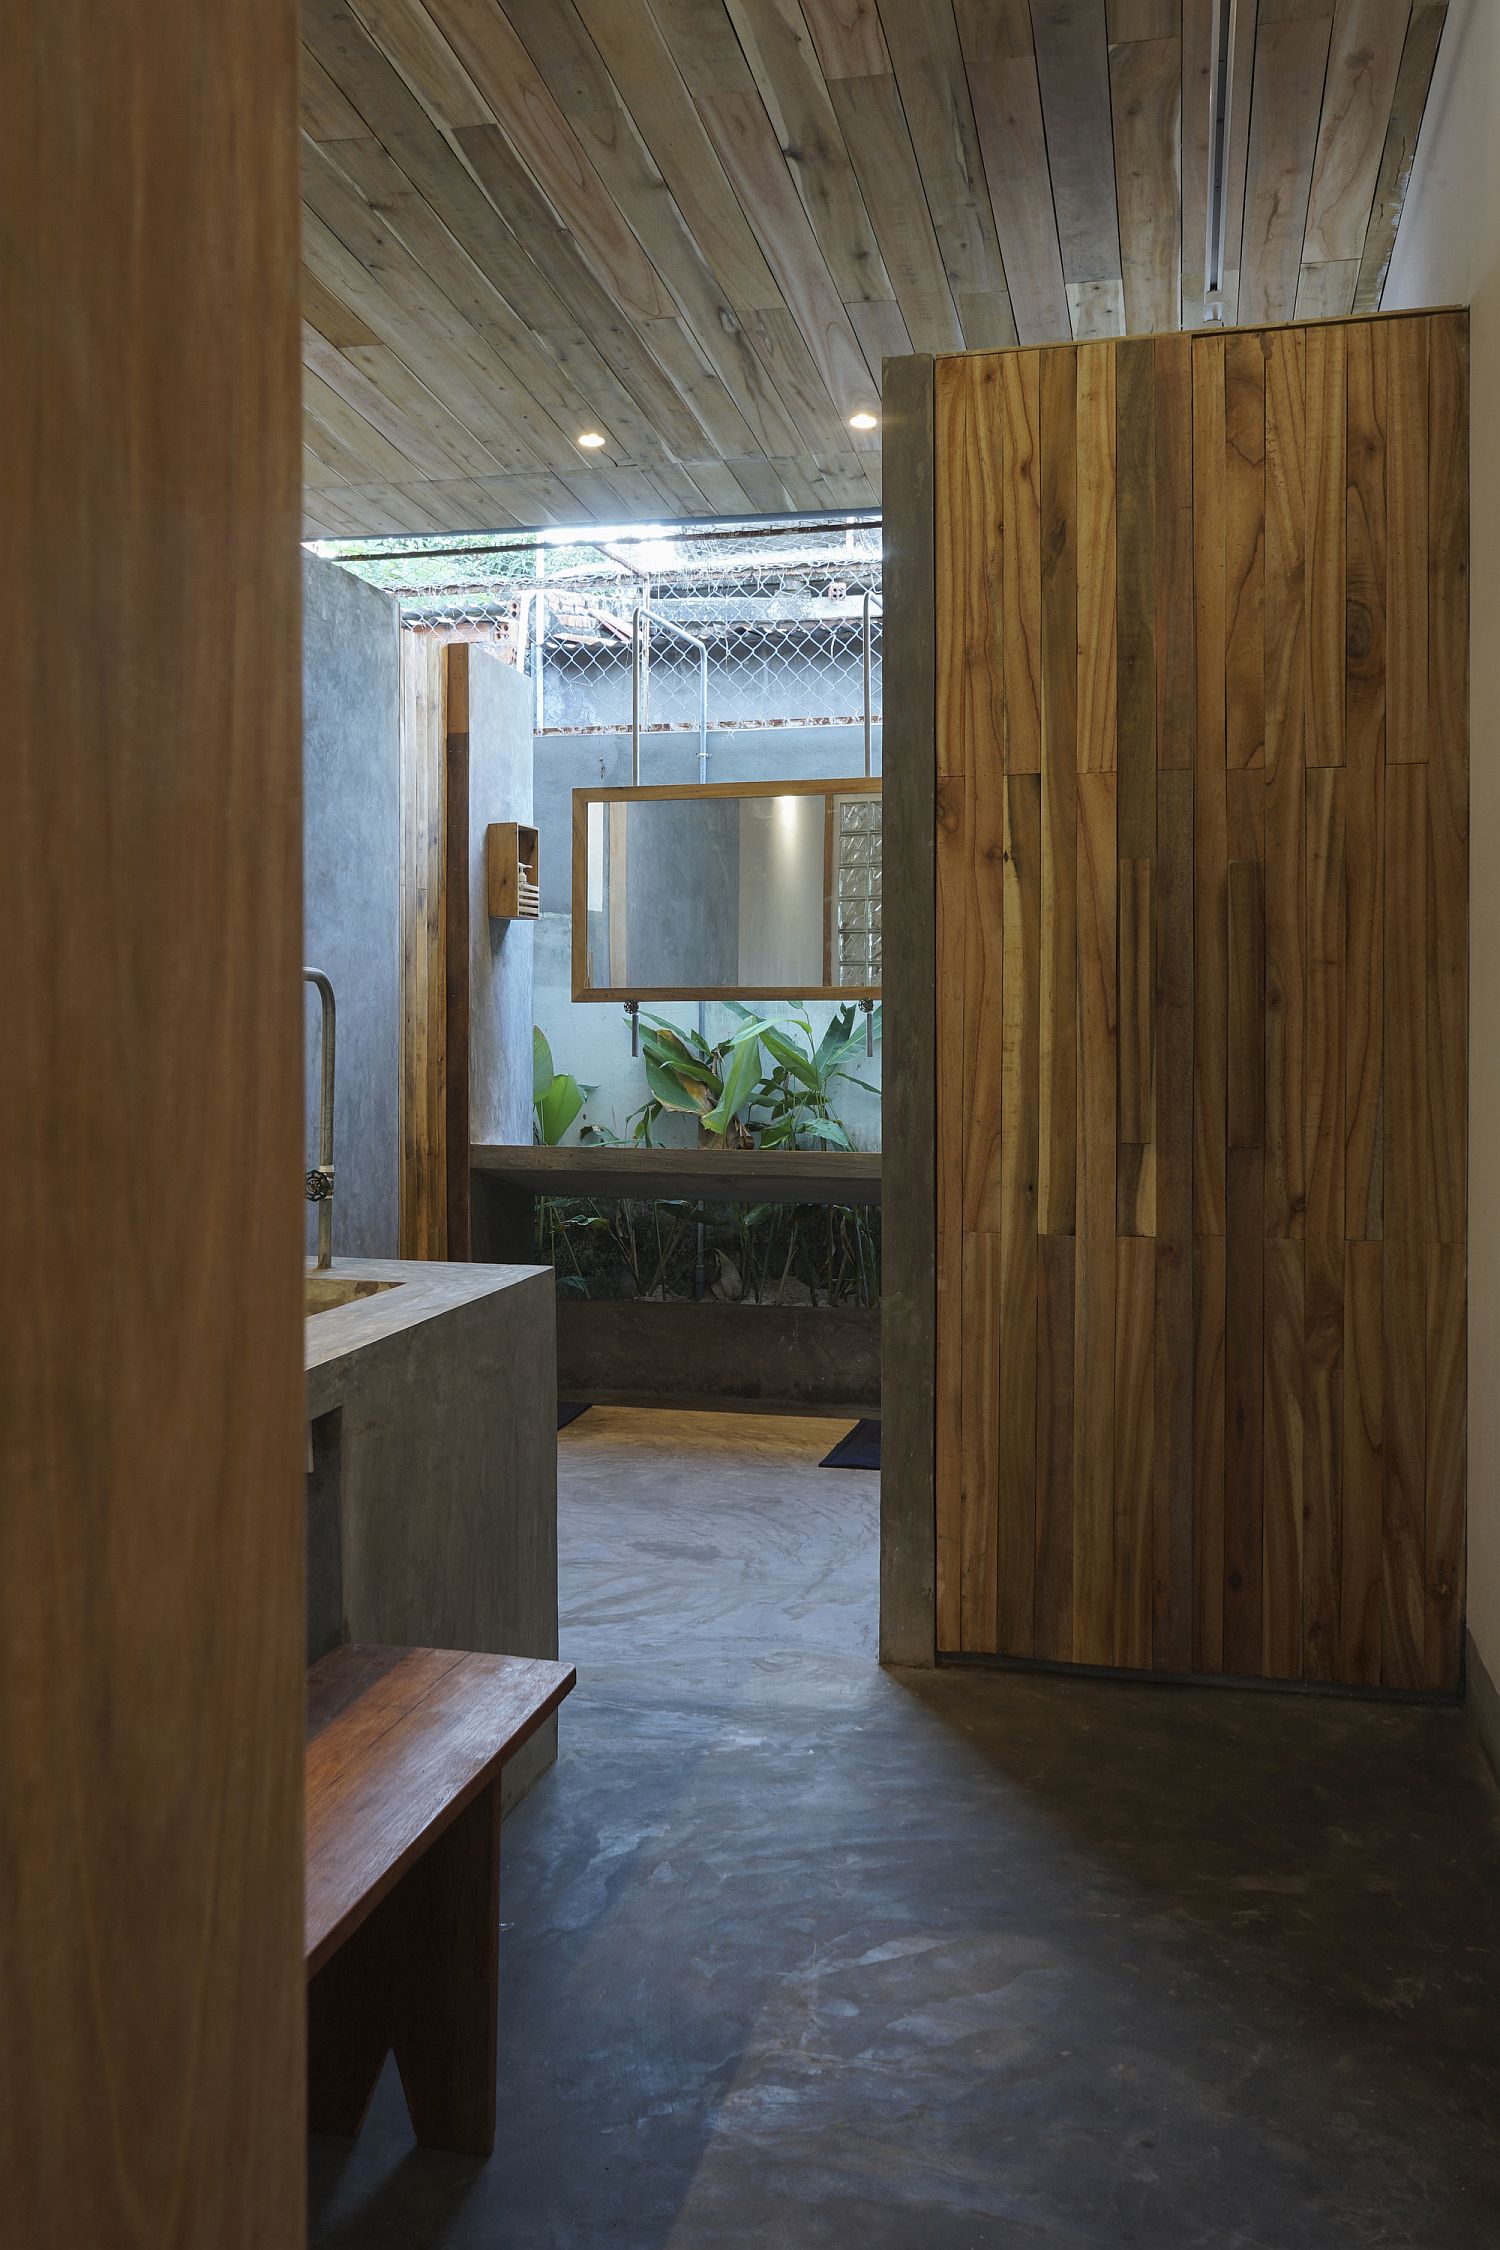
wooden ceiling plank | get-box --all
[301,264,381,349]
[306,485,382,534]
[1031,0,1125,290]
[876,0,1017,328]
[1302,0,1411,265]
[302,5,580,335]
[303,364,432,484]
[679,458,757,514]
[302,148,581,474]
[645,0,760,94]
[303,442,347,492]
[1069,277,1128,339]
[301,418,379,503]
[824,71,965,354]
[1295,258,1358,317]
[953,3,1072,342]
[800,0,891,79]
[337,341,519,479]
[743,304,862,450]
[1217,0,1260,323]
[632,456,720,516]
[1111,31,1183,333]
[1109,0,1180,32]
[451,122,808,465]
[304,319,498,479]
[847,294,914,375]
[302,202,549,473]
[693,84,884,417]
[1353,1,1447,312]
[954,292,1022,351]
[1237,10,1334,326]
[1180,0,1213,323]
[529,325,702,477]
[317,133,629,466]
[723,455,799,513]
[348,478,455,531]
[551,0,784,311]
[416,0,675,322]
[343,0,492,129]
[635,315,765,458]
[809,448,879,505]
[303,418,369,491]
[589,462,685,519]
[305,0,721,467]
[725,0,899,311]
[478,473,589,528]
[411,475,520,528]
[303,47,374,140]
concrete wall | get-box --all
[1382,0,1490,1700]
[302,551,401,1256]
[468,648,534,1147]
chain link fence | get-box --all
[315,515,882,738]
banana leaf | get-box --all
[535,1070,586,1144]
[702,1027,764,1139]
[533,1025,556,1102]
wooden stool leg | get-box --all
[307,1901,398,2137]
[389,1781,502,2157]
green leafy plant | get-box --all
[630,1004,782,1148]
[756,1004,882,1151]
[533,1027,593,1146]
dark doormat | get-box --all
[820,1418,881,1470]
[557,1401,590,1431]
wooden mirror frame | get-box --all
[570,776,882,1002]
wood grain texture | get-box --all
[294,6,1448,530]
[997,773,1042,1655]
[0,0,305,2234]
[305,1644,574,1971]
[400,633,450,1258]
[1074,769,1118,1668]
[1039,348,1080,1239]
[931,312,1465,1692]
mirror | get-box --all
[571,779,882,1001]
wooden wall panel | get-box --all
[399,635,481,1258]
[932,312,1467,1693]
[1,0,305,2236]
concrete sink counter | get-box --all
[305,1256,558,1802]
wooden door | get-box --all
[933,313,1467,1690]
[1,0,306,2236]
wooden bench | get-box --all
[305,1643,575,2157]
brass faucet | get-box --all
[304,968,336,1270]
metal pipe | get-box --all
[533,587,545,732]
[862,590,874,777]
[629,605,711,784]
[631,603,644,785]
[304,968,336,1271]
[699,640,709,782]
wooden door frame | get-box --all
[879,354,939,1666]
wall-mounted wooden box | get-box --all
[486,821,539,920]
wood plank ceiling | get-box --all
[300,0,1450,539]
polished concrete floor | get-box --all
[311,1408,1500,2249]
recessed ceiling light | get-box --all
[577,430,606,449]
[848,411,879,431]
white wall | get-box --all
[1384,0,1495,1686]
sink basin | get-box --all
[305,1273,404,1317]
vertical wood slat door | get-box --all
[934,311,1467,1692]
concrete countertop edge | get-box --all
[305,1257,553,1396]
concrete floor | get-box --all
[310,1408,1500,2249]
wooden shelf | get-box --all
[486,822,539,920]
[471,1143,881,1206]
